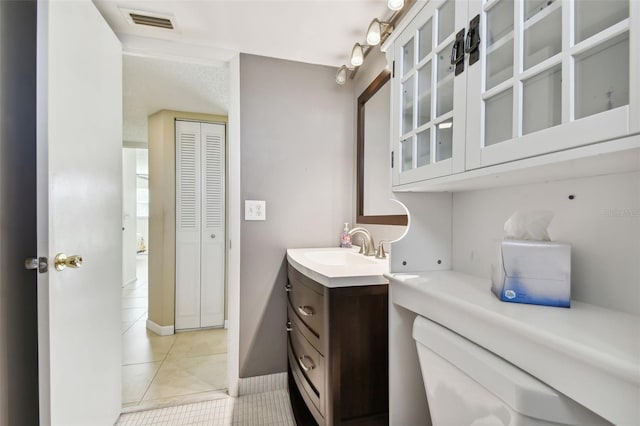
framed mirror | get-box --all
[357,70,408,226]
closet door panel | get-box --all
[200,123,226,328]
[175,120,202,330]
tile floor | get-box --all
[116,388,295,426]
[119,257,296,425]
[122,256,228,410]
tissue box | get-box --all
[491,240,571,308]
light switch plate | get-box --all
[245,200,266,221]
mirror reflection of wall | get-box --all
[363,79,405,216]
[357,69,407,226]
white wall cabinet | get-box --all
[175,120,226,330]
[388,0,639,189]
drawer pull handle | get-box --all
[298,355,315,372]
[297,305,314,317]
[286,321,293,332]
[285,283,292,292]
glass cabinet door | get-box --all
[392,0,468,186]
[466,0,636,169]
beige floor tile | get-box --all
[122,362,162,404]
[122,333,176,365]
[122,297,148,309]
[122,307,147,322]
[167,328,227,359]
[142,354,227,401]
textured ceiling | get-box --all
[123,55,229,143]
[101,1,401,144]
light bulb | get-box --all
[335,65,348,85]
[387,0,404,11]
[351,43,364,67]
[367,19,382,45]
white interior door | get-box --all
[175,121,226,330]
[200,123,226,328]
[175,121,203,330]
[36,0,122,424]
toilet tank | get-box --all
[412,316,610,426]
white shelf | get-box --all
[386,269,640,424]
[393,136,640,192]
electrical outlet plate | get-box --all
[245,200,266,221]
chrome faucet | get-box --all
[348,227,376,256]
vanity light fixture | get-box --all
[387,0,404,11]
[335,65,353,85]
[366,18,393,46]
[351,43,368,67]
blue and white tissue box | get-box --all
[491,240,571,308]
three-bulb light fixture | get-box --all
[335,0,404,84]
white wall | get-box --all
[452,171,640,315]
[122,148,137,284]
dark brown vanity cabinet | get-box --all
[286,263,389,426]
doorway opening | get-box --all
[120,54,231,410]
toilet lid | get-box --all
[413,316,605,425]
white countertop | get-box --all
[386,270,640,425]
[286,247,389,287]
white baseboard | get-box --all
[224,320,229,329]
[146,319,174,336]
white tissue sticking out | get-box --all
[504,210,554,241]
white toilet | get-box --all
[413,316,610,426]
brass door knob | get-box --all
[54,253,83,271]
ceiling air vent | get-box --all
[121,8,175,30]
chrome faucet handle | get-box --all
[376,241,387,259]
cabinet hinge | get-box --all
[391,151,394,168]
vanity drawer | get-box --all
[287,264,325,341]
[288,302,320,352]
[288,323,325,413]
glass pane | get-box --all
[419,19,433,61]
[486,39,514,90]
[575,34,629,120]
[418,61,432,126]
[524,7,561,69]
[402,76,415,134]
[524,0,556,21]
[487,0,514,46]
[485,88,513,146]
[436,120,453,161]
[436,42,455,116]
[401,137,413,171]
[403,38,415,76]
[523,66,561,135]
[438,0,455,44]
[575,0,628,44]
[417,129,431,167]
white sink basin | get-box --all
[303,250,378,266]
[287,247,388,287]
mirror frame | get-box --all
[357,69,408,226]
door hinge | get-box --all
[25,257,48,273]
[392,60,395,78]
[391,151,394,168]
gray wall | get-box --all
[0,0,40,424]
[239,54,354,377]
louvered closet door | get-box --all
[176,120,202,330]
[200,123,225,328]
